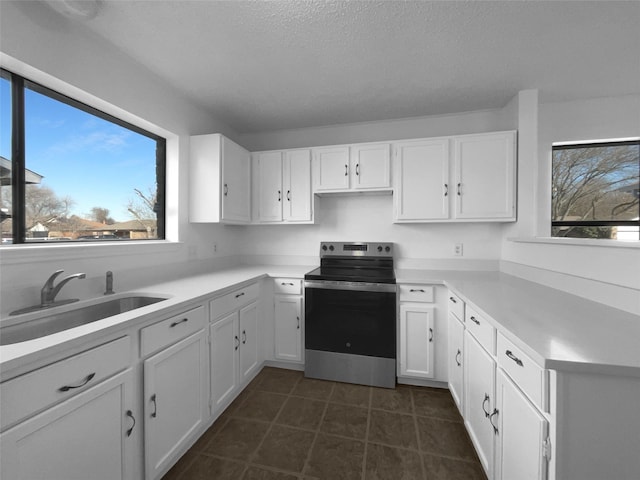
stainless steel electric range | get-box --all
[304,241,397,388]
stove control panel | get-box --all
[319,242,394,257]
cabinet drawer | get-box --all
[448,291,465,320]
[465,305,496,355]
[0,336,130,430]
[497,332,548,412]
[210,282,259,320]
[141,305,205,356]
[274,278,302,295]
[399,284,434,303]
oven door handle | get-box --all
[304,280,397,293]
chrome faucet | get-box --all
[41,270,86,307]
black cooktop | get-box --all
[305,256,396,284]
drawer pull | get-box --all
[278,190,281,202]
[224,184,228,196]
[126,410,136,437]
[455,349,461,367]
[470,316,480,325]
[170,318,188,328]
[444,183,448,196]
[410,288,425,293]
[344,164,348,176]
[505,350,524,367]
[287,190,291,201]
[59,372,96,392]
[235,292,245,299]
[151,394,157,418]
[242,330,247,344]
[489,408,499,435]
[449,296,457,304]
[297,316,300,329]
[428,327,433,342]
[482,393,491,418]
[281,282,295,286]
[235,335,240,350]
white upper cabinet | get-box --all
[394,138,449,221]
[454,131,516,220]
[190,133,251,224]
[393,131,516,223]
[253,148,313,224]
[313,142,392,193]
[313,146,351,191]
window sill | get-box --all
[0,240,182,265]
[507,237,640,249]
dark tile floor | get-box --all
[162,367,487,480]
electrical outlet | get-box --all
[454,243,463,256]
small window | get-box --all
[552,140,640,241]
[0,68,165,245]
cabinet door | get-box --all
[350,143,391,190]
[464,331,496,479]
[284,149,312,222]
[495,369,549,480]
[393,139,450,221]
[398,304,435,378]
[448,313,465,413]
[144,331,208,480]
[454,131,516,220]
[239,302,260,382]
[221,136,251,223]
[210,312,240,414]
[274,295,303,362]
[0,369,135,480]
[255,151,283,222]
[313,146,350,191]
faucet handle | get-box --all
[45,270,65,287]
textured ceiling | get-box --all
[42,1,640,133]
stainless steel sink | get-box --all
[1,295,168,345]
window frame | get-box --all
[1,67,166,244]
[551,139,640,238]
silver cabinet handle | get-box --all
[482,393,491,418]
[296,316,300,329]
[355,164,360,176]
[170,318,188,328]
[242,330,246,344]
[278,190,281,202]
[428,327,433,342]
[151,394,157,418]
[444,183,448,196]
[59,372,95,392]
[344,164,348,176]
[287,190,291,201]
[455,349,461,367]
[449,296,457,304]
[505,350,524,367]
[470,316,480,325]
[224,184,228,196]
[126,410,136,437]
[235,292,245,299]
[281,282,294,286]
[457,183,461,196]
[410,288,425,293]
[489,409,499,435]
[234,335,240,350]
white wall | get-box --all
[237,107,517,268]
[0,1,241,316]
[501,94,640,314]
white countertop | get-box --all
[397,269,640,377]
[2,264,639,380]
[0,265,313,377]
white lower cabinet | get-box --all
[273,278,303,363]
[274,295,303,362]
[210,296,260,416]
[447,312,464,413]
[0,369,135,480]
[464,330,496,479]
[143,330,208,480]
[398,303,435,379]
[495,368,549,480]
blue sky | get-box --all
[1,77,157,222]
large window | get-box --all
[0,69,165,245]
[552,140,640,240]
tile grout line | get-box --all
[300,381,335,478]
[361,386,373,480]
[410,386,429,480]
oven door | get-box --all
[304,280,397,359]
